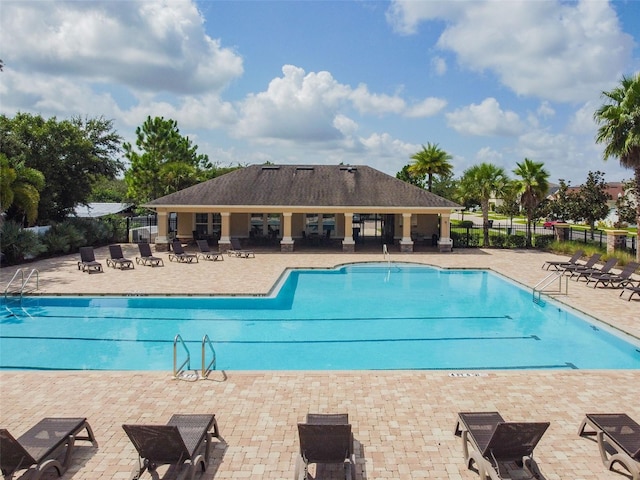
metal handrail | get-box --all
[173,334,191,378]
[3,268,39,299]
[533,270,568,303]
[383,244,390,266]
[4,269,25,298]
[21,269,39,295]
[201,334,217,379]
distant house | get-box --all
[145,164,461,252]
[74,202,133,218]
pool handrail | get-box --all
[202,334,217,378]
[173,334,190,378]
[3,268,39,299]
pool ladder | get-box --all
[533,270,568,304]
[3,268,39,299]
[173,334,217,380]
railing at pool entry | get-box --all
[173,334,218,380]
[202,334,217,378]
[383,244,390,266]
[533,270,568,304]
[173,334,191,379]
[4,268,39,299]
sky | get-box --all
[1,0,639,186]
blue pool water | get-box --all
[1,263,639,371]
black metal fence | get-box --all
[451,222,637,256]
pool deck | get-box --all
[1,246,639,479]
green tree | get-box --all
[513,158,549,247]
[408,143,453,192]
[0,154,45,225]
[89,177,128,203]
[594,73,640,260]
[430,171,458,200]
[615,179,637,226]
[459,163,508,246]
[396,164,426,188]
[124,116,211,204]
[0,113,123,223]
[495,180,521,228]
[545,179,577,223]
[572,171,611,239]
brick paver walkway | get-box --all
[1,246,638,479]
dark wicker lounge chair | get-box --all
[196,240,224,261]
[620,281,640,301]
[579,413,640,480]
[123,413,219,480]
[0,417,97,480]
[570,257,617,281]
[560,252,601,275]
[454,411,550,480]
[227,238,255,258]
[106,244,134,270]
[168,240,198,263]
[77,246,102,273]
[295,413,356,480]
[136,242,164,267]
[542,249,584,270]
[586,261,639,289]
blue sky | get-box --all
[1,0,639,186]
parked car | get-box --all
[543,220,562,229]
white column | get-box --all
[399,213,413,247]
[281,212,293,244]
[219,212,231,243]
[343,213,354,246]
[155,210,169,243]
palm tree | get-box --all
[513,158,549,247]
[594,73,640,261]
[0,154,45,225]
[408,143,453,192]
[459,163,508,246]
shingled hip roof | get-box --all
[145,165,461,209]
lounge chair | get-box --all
[106,244,135,270]
[570,257,617,281]
[586,261,639,289]
[196,239,224,261]
[578,413,640,480]
[0,417,97,480]
[560,252,601,275]
[620,281,640,301]
[135,242,164,267]
[168,240,198,263]
[122,413,219,480]
[77,246,102,273]
[454,411,550,480]
[295,413,356,480]
[542,249,584,270]
[227,238,255,258]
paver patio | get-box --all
[1,247,638,479]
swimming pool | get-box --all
[1,263,639,370]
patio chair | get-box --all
[106,244,134,270]
[454,411,550,480]
[135,242,164,267]
[295,413,356,480]
[578,413,640,480]
[559,252,601,275]
[569,257,617,281]
[542,249,584,270]
[77,246,103,273]
[122,413,219,480]
[586,261,639,289]
[227,238,255,258]
[0,417,98,480]
[196,239,224,261]
[168,240,198,263]
[620,281,640,301]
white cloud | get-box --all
[446,98,523,136]
[537,102,555,119]
[475,147,503,163]
[0,0,244,95]
[431,56,447,76]
[349,84,406,115]
[388,0,633,103]
[568,101,598,135]
[405,97,447,118]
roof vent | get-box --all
[261,165,280,170]
[340,166,356,173]
[296,166,314,171]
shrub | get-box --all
[490,234,507,248]
[506,234,527,248]
[533,234,554,249]
[42,221,85,254]
[0,221,46,265]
